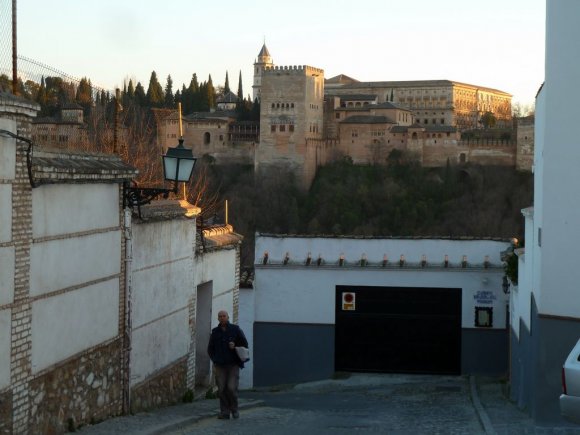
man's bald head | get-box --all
[218,310,229,327]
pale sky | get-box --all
[15,0,545,106]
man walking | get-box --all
[207,310,248,419]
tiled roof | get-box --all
[341,115,394,124]
[257,232,511,242]
[198,224,243,251]
[61,102,83,110]
[334,79,511,96]
[31,148,136,185]
[325,74,359,85]
[339,94,377,101]
[258,44,271,58]
[217,91,239,104]
[391,125,457,133]
[372,102,407,110]
[240,268,254,289]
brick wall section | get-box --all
[130,357,188,413]
[186,219,198,391]
[120,196,130,414]
[8,100,38,435]
[186,292,197,391]
[233,244,241,324]
[28,339,123,433]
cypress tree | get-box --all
[237,71,243,100]
[75,77,93,109]
[207,74,216,109]
[37,76,47,112]
[135,82,146,106]
[146,71,164,107]
[127,79,135,98]
[164,74,174,108]
[224,71,230,94]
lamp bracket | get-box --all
[124,182,177,219]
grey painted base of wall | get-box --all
[254,322,508,387]
[253,322,335,387]
[461,328,508,376]
[510,295,580,424]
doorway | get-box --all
[195,281,213,388]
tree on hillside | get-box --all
[127,80,135,98]
[480,111,497,129]
[237,71,243,100]
[224,71,230,94]
[146,71,164,107]
[75,77,93,113]
[207,74,216,109]
[198,75,216,112]
[164,75,174,108]
[134,82,146,106]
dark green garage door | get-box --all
[335,285,462,375]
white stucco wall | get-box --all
[32,184,119,238]
[195,248,238,328]
[130,218,195,384]
[132,219,193,271]
[537,0,580,318]
[256,237,507,266]
[512,208,535,339]
[255,267,507,329]
[131,310,190,386]
[0,118,16,180]
[0,185,11,243]
[238,288,254,390]
[31,278,119,373]
[195,248,237,292]
[0,247,14,306]
[255,236,510,329]
[30,231,121,297]
[0,309,10,389]
[131,257,193,328]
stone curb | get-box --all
[146,399,265,435]
[469,376,497,435]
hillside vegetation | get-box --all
[201,157,533,266]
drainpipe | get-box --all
[123,207,133,413]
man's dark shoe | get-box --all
[217,413,230,419]
[232,411,240,419]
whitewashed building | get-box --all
[510,0,580,424]
[0,92,242,433]
[249,234,512,387]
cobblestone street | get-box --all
[78,373,580,435]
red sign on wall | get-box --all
[342,292,356,311]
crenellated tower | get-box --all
[257,64,325,187]
[252,43,274,103]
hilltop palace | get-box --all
[156,44,533,187]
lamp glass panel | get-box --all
[163,156,178,181]
[176,158,195,181]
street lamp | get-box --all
[125,138,197,217]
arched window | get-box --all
[459,153,466,163]
[204,132,211,145]
[412,132,418,139]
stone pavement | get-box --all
[76,398,264,435]
[75,375,580,435]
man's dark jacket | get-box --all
[207,322,248,366]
